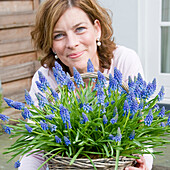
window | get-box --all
[139,0,170,104]
[161,0,170,73]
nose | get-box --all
[66,33,79,49]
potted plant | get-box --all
[1,59,170,170]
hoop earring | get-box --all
[96,38,101,47]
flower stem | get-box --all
[115,141,121,170]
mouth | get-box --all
[67,51,85,59]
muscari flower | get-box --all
[113,107,118,117]
[158,86,165,101]
[153,104,160,111]
[38,71,50,87]
[3,126,13,134]
[129,130,135,140]
[123,100,129,116]
[136,73,145,90]
[25,89,34,105]
[35,81,47,92]
[54,61,63,72]
[110,114,118,125]
[51,88,59,101]
[166,116,170,126]
[82,103,93,113]
[45,114,55,120]
[73,67,84,88]
[64,136,71,146]
[25,124,32,133]
[21,108,32,120]
[160,122,165,127]
[14,160,21,168]
[97,71,106,87]
[53,68,66,86]
[11,101,25,110]
[59,104,70,124]
[35,92,49,108]
[4,97,13,108]
[128,76,135,92]
[144,109,153,126]
[129,98,138,115]
[158,106,165,118]
[87,59,94,72]
[96,86,105,106]
[55,135,62,143]
[82,112,89,123]
[109,74,118,92]
[138,101,144,110]
[0,114,9,122]
[109,127,122,142]
[103,114,108,124]
[114,67,122,85]
[66,77,75,91]
[40,120,48,131]
[50,124,57,132]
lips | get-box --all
[67,51,84,59]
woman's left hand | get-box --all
[125,155,148,170]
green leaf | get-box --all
[70,147,84,165]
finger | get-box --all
[125,166,142,170]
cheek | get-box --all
[52,41,65,55]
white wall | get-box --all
[99,0,138,53]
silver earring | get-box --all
[96,38,101,46]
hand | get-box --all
[125,156,148,170]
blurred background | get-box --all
[0,0,170,169]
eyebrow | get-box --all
[53,22,87,33]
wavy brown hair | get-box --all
[31,0,116,72]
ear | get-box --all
[94,19,101,39]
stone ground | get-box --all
[0,134,170,170]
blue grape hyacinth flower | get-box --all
[103,114,108,125]
[114,67,122,85]
[55,135,62,143]
[158,106,165,118]
[25,89,34,105]
[3,126,13,134]
[73,67,84,88]
[0,114,9,122]
[14,160,21,168]
[82,112,89,123]
[25,124,33,133]
[144,109,153,126]
[129,130,135,140]
[64,136,71,146]
[87,58,94,72]
[40,120,48,131]
[21,108,32,120]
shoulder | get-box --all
[113,45,139,63]
[107,45,144,82]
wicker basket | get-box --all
[47,154,135,170]
[50,72,133,169]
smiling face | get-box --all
[52,7,101,75]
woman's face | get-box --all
[52,7,101,75]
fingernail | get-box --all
[125,168,129,170]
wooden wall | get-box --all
[0,0,40,119]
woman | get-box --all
[19,0,152,169]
